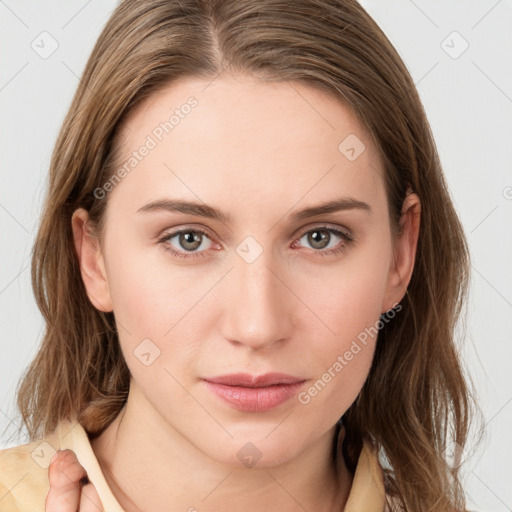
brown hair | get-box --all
[14,0,482,510]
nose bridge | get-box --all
[221,242,292,350]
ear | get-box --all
[381,191,421,313]
[71,208,113,312]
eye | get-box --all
[158,228,214,259]
[292,226,354,257]
[158,225,354,260]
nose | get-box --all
[220,247,294,351]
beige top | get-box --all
[0,419,387,511]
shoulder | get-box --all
[0,420,81,512]
[0,430,62,512]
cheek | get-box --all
[103,229,202,333]
[107,262,170,338]
[103,234,230,389]
[296,279,382,421]
[295,235,391,410]
[302,232,392,336]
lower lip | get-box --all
[204,381,305,412]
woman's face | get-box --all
[75,74,417,467]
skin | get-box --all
[50,74,420,511]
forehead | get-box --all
[108,75,384,218]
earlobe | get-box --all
[382,191,421,313]
[71,208,113,312]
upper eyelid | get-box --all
[294,223,352,237]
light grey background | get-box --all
[1,1,511,510]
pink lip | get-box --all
[203,373,306,412]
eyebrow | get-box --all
[136,196,371,223]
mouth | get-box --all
[202,373,307,412]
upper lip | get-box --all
[203,372,305,387]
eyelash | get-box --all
[158,225,354,260]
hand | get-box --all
[46,449,104,511]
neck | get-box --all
[90,384,354,512]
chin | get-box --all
[205,435,303,469]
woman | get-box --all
[0,0,480,510]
